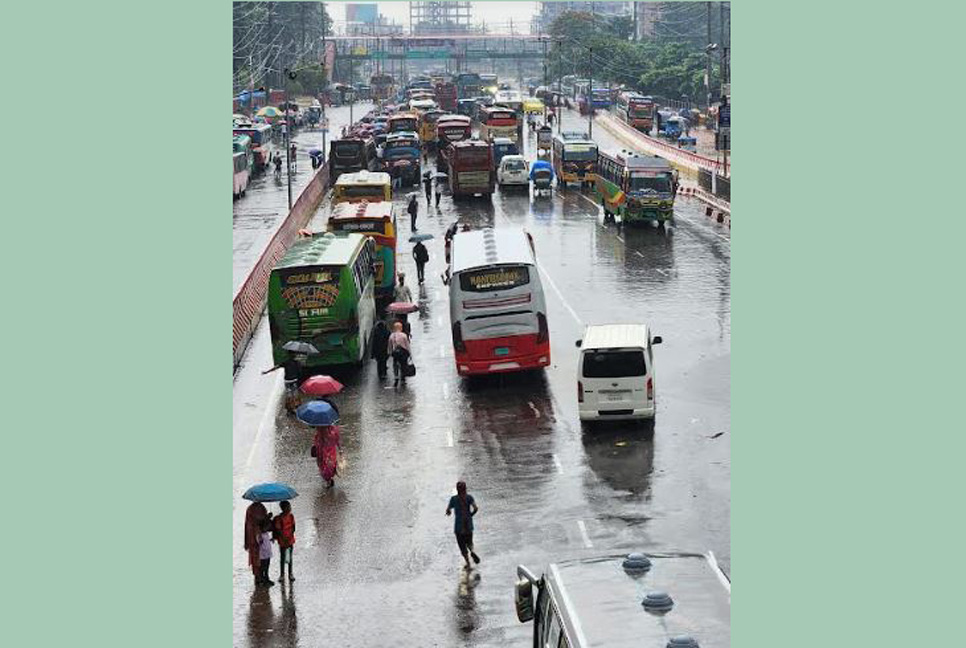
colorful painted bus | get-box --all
[326,201,397,303]
[552,135,598,188]
[449,228,550,376]
[616,92,655,133]
[387,112,419,134]
[478,106,519,143]
[595,149,678,225]
[233,151,249,199]
[232,122,274,170]
[268,232,377,369]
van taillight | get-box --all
[578,381,584,403]
[646,377,653,401]
[536,313,548,344]
[452,321,466,353]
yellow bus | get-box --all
[332,170,392,205]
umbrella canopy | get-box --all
[433,172,448,180]
[282,340,319,355]
[256,106,284,118]
[387,301,419,314]
[233,113,249,122]
[300,375,344,396]
[409,233,435,243]
[242,482,299,502]
[296,400,339,426]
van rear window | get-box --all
[582,350,646,378]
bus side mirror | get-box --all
[515,578,535,622]
[575,339,582,348]
[652,336,663,345]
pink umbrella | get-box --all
[387,302,419,314]
[300,375,344,396]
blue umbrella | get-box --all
[296,400,339,426]
[409,233,435,242]
[242,482,299,502]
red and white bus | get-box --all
[478,106,519,143]
[449,228,550,376]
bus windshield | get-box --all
[629,175,672,193]
[339,185,388,199]
[563,145,597,161]
[455,148,490,165]
[333,142,362,158]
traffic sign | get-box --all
[718,104,731,129]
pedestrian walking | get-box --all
[434,177,442,208]
[388,321,411,386]
[257,518,275,586]
[262,355,302,414]
[446,481,480,569]
[290,143,297,171]
[393,273,413,304]
[371,320,391,378]
[244,501,269,586]
[423,173,433,204]
[273,500,296,583]
[407,194,419,231]
[312,424,341,488]
[413,241,430,285]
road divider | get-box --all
[233,163,332,369]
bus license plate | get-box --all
[495,347,510,356]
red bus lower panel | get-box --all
[454,333,551,376]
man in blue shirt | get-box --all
[446,481,480,568]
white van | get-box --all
[577,324,662,421]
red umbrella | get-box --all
[300,375,344,396]
[387,302,419,314]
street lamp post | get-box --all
[284,68,298,212]
[587,47,593,139]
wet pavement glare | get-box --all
[233,107,729,647]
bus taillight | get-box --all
[578,381,584,403]
[452,321,466,353]
[536,313,549,344]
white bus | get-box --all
[448,228,550,376]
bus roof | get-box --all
[600,149,672,172]
[451,228,535,274]
[548,553,730,648]
[275,232,368,270]
[334,170,391,187]
[329,201,394,221]
[555,135,597,148]
[451,140,490,151]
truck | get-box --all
[434,81,458,112]
[455,72,482,100]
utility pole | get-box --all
[632,1,638,42]
[283,69,294,211]
[556,39,562,135]
[542,37,548,121]
[321,6,328,165]
[706,2,712,108]
[587,47,593,139]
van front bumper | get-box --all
[579,405,655,421]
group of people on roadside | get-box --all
[244,499,297,588]
[243,479,482,588]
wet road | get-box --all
[233,103,374,292]
[233,108,730,647]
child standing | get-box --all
[274,500,296,582]
[258,518,274,587]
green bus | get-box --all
[268,232,377,369]
[594,148,679,225]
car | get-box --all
[497,155,529,187]
[576,324,662,422]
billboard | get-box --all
[346,4,377,23]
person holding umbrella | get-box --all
[244,500,269,586]
[388,321,412,386]
[313,424,341,488]
[413,240,430,285]
[423,171,433,204]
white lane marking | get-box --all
[616,235,624,242]
[552,454,563,474]
[537,263,583,326]
[244,374,283,470]
[577,192,600,211]
[635,250,645,258]
[576,520,594,548]
[438,344,445,358]
[656,268,669,276]
[706,551,731,595]
[446,429,454,447]
[528,401,541,418]
[442,382,450,399]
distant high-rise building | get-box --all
[409,1,472,35]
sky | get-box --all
[327,1,540,33]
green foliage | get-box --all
[546,9,724,104]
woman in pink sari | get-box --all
[313,425,341,488]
